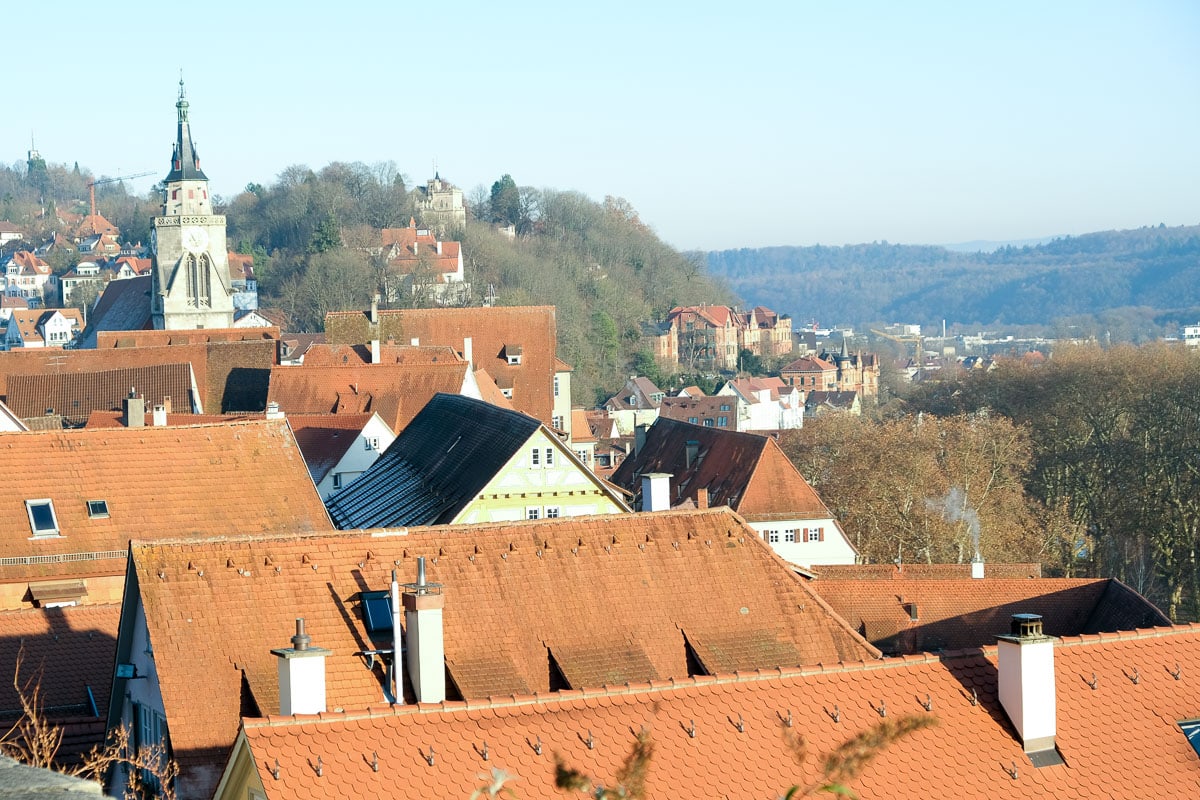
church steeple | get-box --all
[166,78,207,182]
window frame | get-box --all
[86,499,110,519]
[526,507,541,520]
[25,499,59,537]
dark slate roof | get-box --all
[6,364,195,425]
[165,93,207,182]
[326,393,542,529]
[77,274,152,349]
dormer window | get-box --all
[503,344,523,365]
[26,500,59,537]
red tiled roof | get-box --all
[300,343,460,367]
[6,309,83,345]
[5,363,196,425]
[83,410,261,428]
[0,337,277,414]
[782,355,836,373]
[570,409,596,443]
[266,361,469,433]
[611,417,832,519]
[812,577,1171,654]
[0,422,331,586]
[812,563,1044,580]
[0,604,120,768]
[324,306,558,425]
[128,508,877,796]
[8,251,51,274]
[234,624,1200,800]
[286,413,374,484]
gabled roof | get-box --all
[325,393,545,528]
[811,576,1171,654]
[286,413,376,484]
[805,390,859,411]
[6,363,196,425]
[230,624,1200,800]
[77,274,153,347]
[781,355,836,373]
[324,306,558,425]
[611,417,832,520]
[570,408,596,443]
[603,376,663,411]
[659,395,737,426]
[5,251,50,275]
[266,360,471,434]
[0,604,120,769]
[6,309,82,345]
[126,507,878,796]
[0,421,331,586]
[722,376,793,404]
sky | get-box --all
[5,1,1198,251]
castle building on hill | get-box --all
[414,173,466,234]
[150,82,235,330]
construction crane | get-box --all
[88,171,155,232]
[871,328,925,368]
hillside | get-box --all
[706,224,1200,337]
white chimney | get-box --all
[462,337,473,367]
[997,614,1056,754]
[370,339,381,364]
[123,389,144,428]
[390,570,403,705]
[436,240,443,255]
[410,337,420,347]
[152,404,167,427]
[265,401,284,420]
[403,557,445,704]
[272,619,330,716]
[369,294,379,324]
[412,241,418,255]
[641,472,672,512]
[971,555,985,579]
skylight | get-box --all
[1181,720,1200,758]
[86,500,109,519]
[25,500,59,537]
[361,591,394,636]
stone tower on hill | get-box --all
[150,81,235,330]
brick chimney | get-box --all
[997,614,1056,755]
[403,557,445,704]
[271,618,331,716]
[123,389,144,428]
[696,487,709,509]
[641,473,672,512]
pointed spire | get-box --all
[165,75,207,183]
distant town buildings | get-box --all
[648,304,793,372]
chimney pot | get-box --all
[272,617,331,716]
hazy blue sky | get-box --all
[6,1,1198,250]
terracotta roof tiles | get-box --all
[127,508,878,796]
[0,421,331,586]
[324,306,558,425]
[234,624,1200,799]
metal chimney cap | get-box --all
[291,618,312,651]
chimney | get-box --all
[904,601,919,621]
[685,440,700,469]
[696,487,709,509]
[271,618,331,716]
[123,389,144,428]
[162,396,172,414]
[436,240,443,255]
[997,614,1057,755]
[412,240,418,255]
[410,337,420,347]
[971,555,985,579]
[265,401,284,420]
[634,423,648,457]
[369,294,379,324]
[370,339,381,364]
[462,337,473,367]
[403,557,445,704]
[152,404,167,427]
[641,473,672,512]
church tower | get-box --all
[151,81,234,330]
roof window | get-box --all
[1182,720,1200,758]
[361,590,394,638]
[86,500,109,519]
[25,499,59,537]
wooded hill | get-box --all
[706,225,1200,338]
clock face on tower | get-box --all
[182,226,209,254]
